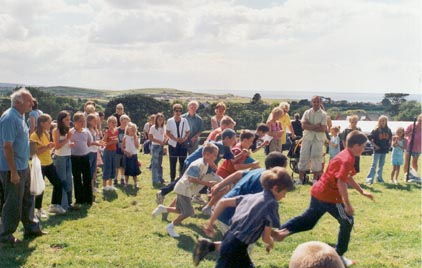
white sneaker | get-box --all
[152,205,167,218]
[37,208,48,219]
[341,256,356,267]
[166,223,180,238]
[192,195,206,205]
[48,204,66,214]
[201,206,212,216]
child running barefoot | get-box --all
[390,127,407,184]
[122,122,141,188]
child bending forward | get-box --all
[152,143,221,238]
[202,167,294,268]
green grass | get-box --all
[0,151,421,268]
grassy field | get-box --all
[0,150,421,268]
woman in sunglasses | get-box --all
[166,104,190,182]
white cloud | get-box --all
[0,0,419,93]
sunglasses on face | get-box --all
[174,109,182,112]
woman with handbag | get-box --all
[166,104,190,182]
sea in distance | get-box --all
[196,89,422,103]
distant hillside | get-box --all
[0,84,250,103]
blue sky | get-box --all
[0,0,420,94]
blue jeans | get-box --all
[151,144,164,184]
[54,155,73,209]
[366,153,386,183]
[281,196,354,256]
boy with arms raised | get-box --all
[274,130,375,267]
[199,167,294,268]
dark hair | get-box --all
[32,99,38,110]
[57,111,70,136]
[346,130,367,148]
[154,113,165,129]
[265,152,287,169]
[256,123,269,133]
[260,167,294,192]
[239,129,254,140]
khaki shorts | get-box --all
[176,194,194,217]
[298,138,324,172]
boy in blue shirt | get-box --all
[195,166,294,268]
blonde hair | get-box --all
[85,104,95,114]
[107,115,117,124]
[268,107,284,122]
[125,122,138,135]
[377,115,388,128]
[120,114,131,122]
[278,102,290,111]
[220,115,236,127]
[202,142,219,156]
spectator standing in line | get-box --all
[266,107,284,153]
[28,98,43,134]
[166,104,190,182]
[182,101,204,155]
[291,113,303,139]
[297,96,327,184]
[211,102,227,130]
[339,115,362,172]
[0,88,46,244]
[30,114,66,218]
[114,114,130,186]
[52,111,74,210]
[149,113,167,186]
[112,103,125,127]
[403,114,422,181]
[365,115,392,184]
[278,102,296,147]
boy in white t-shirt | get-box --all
[152,143,220,238]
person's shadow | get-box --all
[0,230,35,268]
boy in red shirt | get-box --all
[274,130,374,267]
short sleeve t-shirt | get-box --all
[30,132,53,166]
[174,158,209,197]
[311,148,356,203]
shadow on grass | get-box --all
[384,182,421,191]
[41,204,89,229]
[360,184,382,193]
[102,190,118,202]
[121,185,140,196]
[0,239,35,268]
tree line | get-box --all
[0,88,420,130]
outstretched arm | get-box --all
[347,176,375,201]
[204,198,237,237]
